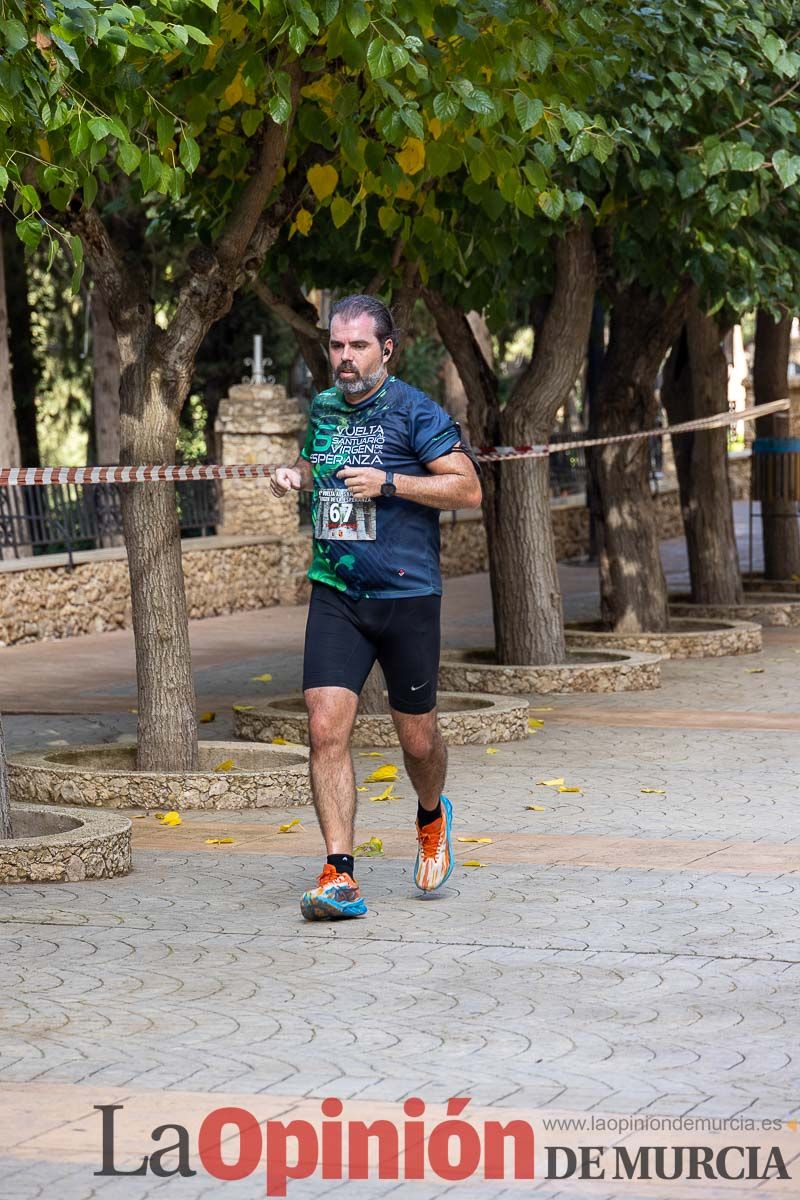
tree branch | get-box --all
[423,286,498,444]
[251,278,325,343]
[252,273,330,393]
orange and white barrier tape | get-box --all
[0,399,789,486]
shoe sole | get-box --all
[414,793,454,893]
[300,894,368,921]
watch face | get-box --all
[381,482,396,496]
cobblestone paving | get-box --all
[2,517,799,1198]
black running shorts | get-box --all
[302,582,441,714]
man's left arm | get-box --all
[337,445,482,510]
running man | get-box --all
[271,294,482,920]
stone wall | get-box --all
[0,535,310,648]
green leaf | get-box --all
[16,215,43,249]
[367,38,393,79]
[676,163,705,198]
[462,89,493,115]
[468,153,491,184]
[538,187,565,221]
[727,142,764,172]
[330,196,353,228]
[117,141,141,175]
[88,117,112,141]
[433,92,459,122]
[0,19,28,54]
[294,0,320,33]
[513,94,543,133]
[525,33,552,74]
[20,184,39,211]
[69,235,84,268]
[156,113,173,152]
[773,149,800,189]
[268,94,291,124]
[179,135,200,173]
[183,25,213,44]
[534,141,556,168]
[400,107,424,139]
[0,166,8,191]
[288,24,307,53]
[83,174,98,208]
[241,109,263,137]
[345,0,369,36]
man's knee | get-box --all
[305,690,355,752]
[396,715,441,761]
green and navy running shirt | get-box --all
[300,375,462,600]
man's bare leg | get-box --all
[304,686,360,853]
[390,707,447,809]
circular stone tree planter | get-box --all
[0,804,131,883]
[565,617,762,659]
[670,594,800,627]
[233,692,529,747]
[742,575,800,595]
[438,647,662,695]
[9,741,311,811]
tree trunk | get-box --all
[662,305,743,604]
[119,346,198,772]
[358,663,388,714]
[591,282,693,631]
[91,285,121,464]
[1,215,39,466]
[753,309,800,580]
[0,715,12,841]
[0,226,22,470]
[426,223,595,665]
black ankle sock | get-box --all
[417,800,442,828]
[327,853,355,878]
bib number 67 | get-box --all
[329,501,352,524]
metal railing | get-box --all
[0,479,220,566]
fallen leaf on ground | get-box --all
[128,708,138,714]
[358,752,385,757]
[462,860,486,868]
[486,747,499,755]
[529,707,553,712]
[214,760,235,772]
[357,786,367,792]
[200,712,216,723]
[558,786,582,793]
[457,837,493,844]
[365,764,398,782]
[744,667,765,674]
[278,818,302,833]
[205,838,235,845]
[528,719,545,729]
[526,805,546,812]
[157,812,181,826]
[640,788,666,794]
[130,814,148,819]
[233,704,254,712]
[252,673,273,682]
[538,777,564,787]
[271,736,288,744]
[370,784,394,801]
[354,836,383,857]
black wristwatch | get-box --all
[380,470,396,497]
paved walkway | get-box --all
[1,510,799,1198]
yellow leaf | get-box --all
[357,786,367,792]
[429,117,443,139]
[365,764,398,782]
[530,707,554,712]
[200,712,216,723]
[223,72,245,107]
[462,860,485,868]
[252,673,273,683]
[358,752,384,757]
[233,705,254,712]
[271,736,288,745]
[526,805,546,812]
[203,36,224,69]
[331,196,354,228]
[396,137,425,176]
[128,708,138,714]
[205,838,235,845]
[528,719,544,729]
[158,812,181,826]
[486,747,499,755]
[538,778,564,787]
[307,163,339,201]
[279,818,302,833]
[37,137,52,162]
[558,786,582,793]
[354,836,384,856]
[744,668,765,674]
[295,208,313,236]
[457,837,493,844]
[301,75,338,104]
[370,784,394,801]
[214,760,235,772]
[396,179,414,200]
[640,788,666,794]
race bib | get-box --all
[314,488,376,541]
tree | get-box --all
[753,308,800,579]
[2,0,513,768]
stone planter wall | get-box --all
[0,804,131,883]
[439,648,662,695]
[10,741,312,810]
[670,594,800,627]
[234,693,529,747]
[565,618,762,659]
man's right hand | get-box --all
[270,466,304,498]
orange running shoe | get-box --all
[414,794,454,892]
[300,863,368,920]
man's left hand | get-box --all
[336,466,388,499]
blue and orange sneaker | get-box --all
[300,863,368,921]
[414,794,454,892]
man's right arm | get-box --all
[269,455,313,497]
[293,456,314,491]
